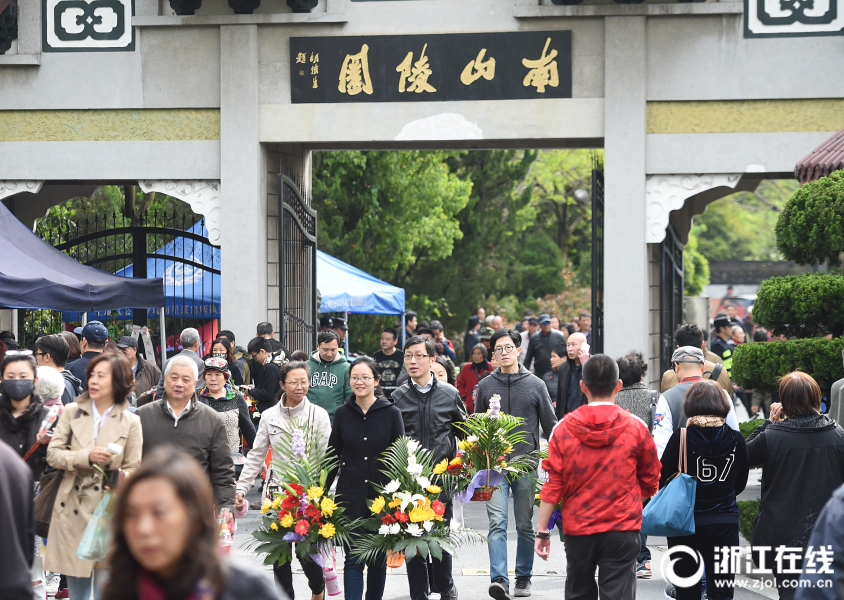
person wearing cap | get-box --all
[319,315,334,331]
[710,313,735,376]
[660,324,733,397]
[66,320,109,389]
[652,346,740,458]
[522,314,566,378]
[117,335,161,400]
[198,357,255,464]
[332,316,348,344]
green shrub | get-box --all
[776,171,844,266]
[739,420,763,439]
[738,499,760,541]
[752,273,844,338]
[731,337,844,392]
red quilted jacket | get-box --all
[540,403,661,536]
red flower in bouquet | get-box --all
[432,500,445,516]
[305,504,321,519]
[281,496,298,510]
[381,514,396,525]
[288,483,304,496]
[295,519,310,536]
[394,511,409,523]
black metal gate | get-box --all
[590,158,604,355]
[278,172,317,353]
[659,225,685,375]
[20,210,220,357]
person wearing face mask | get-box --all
[235,361,331,600]
[198,358,255,471]
[102,446,276,600]
[45,351,143,600]
[327,357,404,600]
[208,337,243,387]
[0,351,52,600]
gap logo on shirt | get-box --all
[312,371,339,388]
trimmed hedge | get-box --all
[739,420,762,439]
[752,273,844,338]
[731,337,844,392]
[738,499,760,541]
[776,171,844,266]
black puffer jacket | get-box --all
[747,414,844,550]
[0,394,50,480]
[392,375,467,464]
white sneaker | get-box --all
[46,574,61,595]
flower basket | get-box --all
[386,550,405,568]
[470,486,498,502]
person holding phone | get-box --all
[555,332,591,419]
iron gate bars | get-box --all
[277,173,318,353]
[591,158,604,355]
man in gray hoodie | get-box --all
[474,328,558,600]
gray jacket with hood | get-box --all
[474,365,558,459]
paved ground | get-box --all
[231,470,774,600]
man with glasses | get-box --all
[34,334,82,405]
[392,335,466,600]
[475,329,558,600]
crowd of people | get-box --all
[1,303,843,600]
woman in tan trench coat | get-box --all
[45,352,142,600]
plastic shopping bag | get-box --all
[76,491,117,561]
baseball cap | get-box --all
[479,327,494,340]
[73,321,108,344]
[713,312,731,328]
[116,336,137,349]
[333,318,348,331]
[538,314,552,325]
[528,317,539,325]
[672,346,705,364]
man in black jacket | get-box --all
[709,313,734,376]
[523,314,566,378]
[247,337,282,413]
[0,441,34,600]
[555,332,590,419]
[66,320,108,388]
[393,335,466,600]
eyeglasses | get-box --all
[493,345,517,355]
[5,350,33,356]
[284,380,309,388]
[404,353,429,362]
[350,376,374,383]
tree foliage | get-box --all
[776,171,844,266]
[731,338,844,392]
[692,180,798,262]
[752,273,844,338]
[683,229,710,296]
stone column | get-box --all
[603,16,649,359]
[220,25,268,344]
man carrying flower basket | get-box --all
[392,335,467,600]
[474,329,558,600]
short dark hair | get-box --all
[683,380,730,418]
[723,302,736,309]
[417,327,435,337]
[317,330,340,346]
[86,351,134,404]
[778,371,822,417]
[382,327,397,340]
[404,335,435,357]
[616,351,648,387]
[405,311,418,319]
[36,334,70,368]
[675,324,704,349]
[86,338,106,351]
[290,350,309,362]
[581,354,619,397]
[490,328,521,350]
[350,356,381,381]
[579,312,592,319]
[565,324,576,336]
[551,343,567,359]
[218,330,236,344]
[430,320,444,332]
[279,360,311,384]
[256,322,273,336]
[753,329,770,343]
[247,337,272,354]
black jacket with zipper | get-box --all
[326,396,405,520]
[747,414,844,550]
[556,357,588,419]
[392,374,467,464]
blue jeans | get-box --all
[344,553,387,600]
[486,471,536,585]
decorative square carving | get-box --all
[745,0,844,37]
[43,0,134,52]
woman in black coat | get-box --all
[659,380,749,600]
[327,356,404,600]
[0,352,50,480]
[747,372,844,600]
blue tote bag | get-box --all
[642,428,696,537]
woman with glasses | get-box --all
[234,360,331,600]
[327,356,404,600]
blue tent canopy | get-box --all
[317,250,405,315]
[63,220,220,322]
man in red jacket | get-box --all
[535,354,660,600]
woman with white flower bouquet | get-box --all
[237,361,333,600]
[326,357,404,600]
